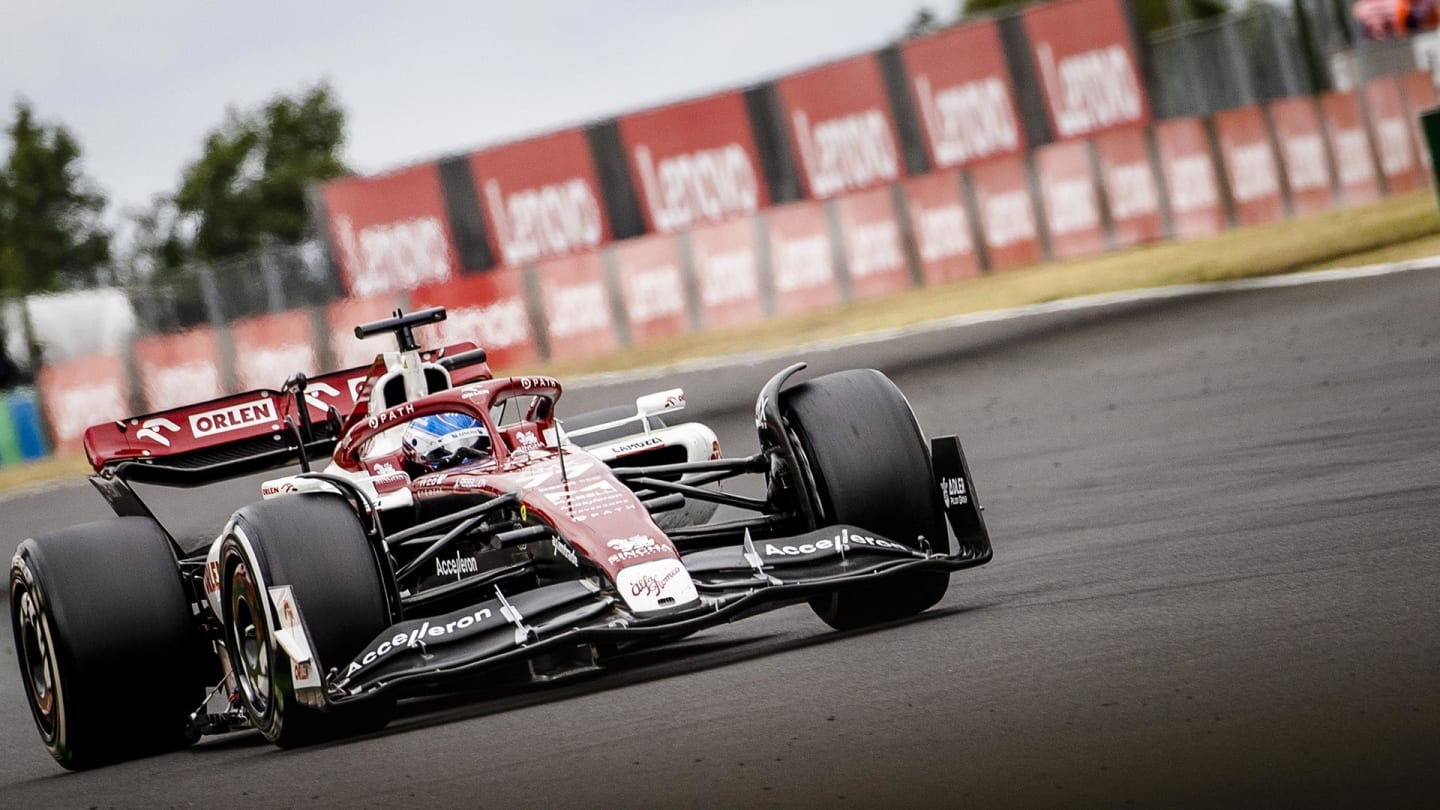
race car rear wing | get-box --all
[83,342,491,481]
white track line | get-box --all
[568,258,1440,388]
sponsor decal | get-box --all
[606,534,674,565]
[625,263,686,323]
[442,299,532,350]
[366,402,415,430]
[607,436,664,457]
[982,189,1038,248]
[334,214,454,298]
[1227,142,1280,202]
[551,538,579,567]
[1036,43,1143,139]
[189,397,277,438]
[695,244,760,306]
[543,479,636,522]
[1168,154,1219,211]
[1281,135,1329,192]
[435,553,480,578]
[1106,160,1160,219]
[261,481,298,497]
[635,143,760,232]
[136,416,182,447]
[913,200,972,262]
[346,607,494,677]
[515,430,541,449]
[485,178,603,266]
[940,476,969,508]
[915,74,1020,167]
[793,109,900,198]
[1042,174,1100,235]
[517,375,559,390]
[772,232,833,293]
[762,528,911,558]
[845,220,904,278]
[546,280,610,339]
[614,558,698,612]
[629,564,682,598]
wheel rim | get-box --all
[227,561,271,715]
[14,586,59,741]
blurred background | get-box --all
[1,0,1436,463]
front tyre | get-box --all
[782,369,951,630]
[9,518,207,770]
[220,493,394,747]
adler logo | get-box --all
[1281,135,1329,192]
[635,144,760,232]
[695,245,759,306]
[335,214,453,297]
[625,266,686,323]
[772,233,833,293]
[1333,129,1375,186]
[792,109,900,197]
[1106,162,1159,219]
[1036,43,1143,138]
[189,398,277,438]
[1168,154,1219,211]
[485,178,603,266]
[913,201,972,262]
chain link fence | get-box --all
[1150,1,1424,120]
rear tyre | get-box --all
[781,369,951,631]
[9,518,207,770]
[220,493,394,747]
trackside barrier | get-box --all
[40,69,1440,460]
[8,389,48,462]
[0,391,20,465]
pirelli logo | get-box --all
[189,397,277,438]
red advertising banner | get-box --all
[1023,0,1150,141]
[322,163,459,298]
[232,311,321,392]
[611,233,692,345]
[534,252,620,361]
[1398,71,1437,176]
[1267,97,1334,216]
[688,216,766,329]
[834,188,913,300]
[1093,127,1163,247]
[467,128,610,268]
[1033,140,1106,259]
[764,201,840,315]
[900,19,1025,169]
[39,354,130,455]
[776,54,905,199]
[619,91,768,234]
[412,268,540,369]
[1319,92,1382,206]
[1153,117,1225,240]
[133,328,224,412]
[1213,106,1286,227]
[900,170,981,284]
[1363,76,1423,193]
[326,296,405,371]
[969,155,1043,271]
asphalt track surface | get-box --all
[1,267,1437,808]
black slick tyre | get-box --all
[220,493,394,747]
[781,369,951,630]
[9,518,207,770]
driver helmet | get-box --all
[401,412,491,470]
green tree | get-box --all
[172,81,348,263]
[959,0,1229,30]
[0,101,111,295]
[906,6,945,37]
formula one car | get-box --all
[9,307,991,769]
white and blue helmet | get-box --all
[401,412,491,470]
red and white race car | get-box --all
[9,307,991,769]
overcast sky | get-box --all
[2,0,939,223]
